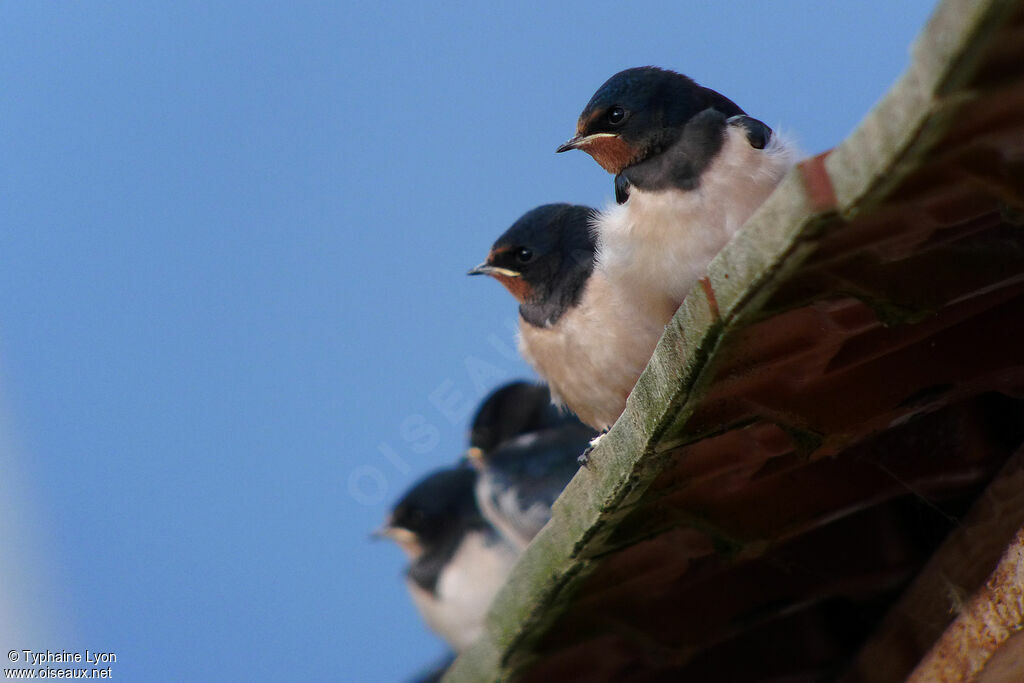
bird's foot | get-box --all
[577,431,608,467]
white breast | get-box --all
[597,128,797,312]
[407,529,519,652]
[519,270,664,431]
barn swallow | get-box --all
[467,381,566,457]
[469,204,666,431]
[558,66,797,316]
[468,416,596,548]
[377,464,519,652]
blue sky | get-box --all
[1,2,938,680]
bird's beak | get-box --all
[465,446,486,470]
[373,525,423,559]
[467,262,521,278]
[372,523,418,544]
[556,132,618,153]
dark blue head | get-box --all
[469,203,597,328]
[468,381,565,454]
[380,465,480,557]
[556,66,745,174]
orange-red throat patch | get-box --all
[492,272,532,303]
[579,135,635,175]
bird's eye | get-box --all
[515,247,534,264]
[607,106,626,125]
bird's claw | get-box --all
[577,431,608,468]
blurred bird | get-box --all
[468,417,596,548]
[377,464,518,652]
[557,66,797,321]
[466,380,566,457]
[469,204,665,431]
[465,381,596,545]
